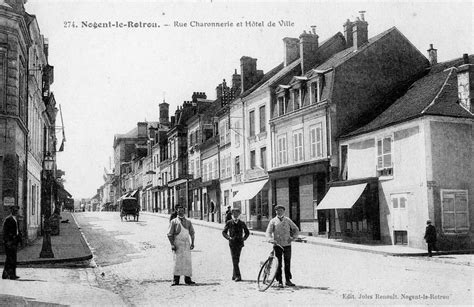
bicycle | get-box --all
[257,242,283,291]
[256,237,307,291]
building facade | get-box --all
[336,54,473,249]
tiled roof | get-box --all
[343,56,474,138]
[314,27,397,72]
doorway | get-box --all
[289,177,300,228]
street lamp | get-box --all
[40,151,55,258]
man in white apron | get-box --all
[167,205,196,286]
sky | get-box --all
[24,0,473,199]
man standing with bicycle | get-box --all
[265,204,299,287]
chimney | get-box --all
[343,19,354,48]
[353,11,368,49]
[457,53,473,113]
[170,116,175,127]
[232,69,241,90]
[283,37,300,67]
[137,122,147,139]
[159,101,169,125]
[192,91,207,103]
[216,79,227,100]
[299,28,319,74]
[240,56,258,93]
[427,44,438,66]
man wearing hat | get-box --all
[222,207,249,281]
[266,204,299,287]
[424,219,437,257]
[224,206,232,223]
[2,205,22,280]
[167,204,196,285]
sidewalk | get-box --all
[0,212,92,265]
[142,211,473,265]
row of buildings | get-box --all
[96,12,473,250]
[0,0,71,251]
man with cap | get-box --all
[167,204,196,285]
[424,219,437,257]
[265,204,299,287]
[2,205,22,280]
[224,206,232,223]
[222,207,249,281]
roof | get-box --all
[114,127,138,140]
[240,62,285,97]
[343,55,474,138]
[313,27,397,72]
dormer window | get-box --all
[293,89,300,110]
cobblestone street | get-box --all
[74,212,472,306]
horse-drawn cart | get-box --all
[119,197,140,222]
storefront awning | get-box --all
[130,190,139,198]
[317,183,367,210]
[233,179,268,202]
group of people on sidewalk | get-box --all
[166,203,300,288]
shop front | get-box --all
[269,161,329,235]
[317,177,380,242]
[233,179,270,230]
[201,179,220,223]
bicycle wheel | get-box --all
[257,256,279,291]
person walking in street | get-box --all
[222,207,250,282]
[424,219,437,257]
[265,204,299,288]
[167,205,196,286]
[2,205,22,280]
[224,206,232,223]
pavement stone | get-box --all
[0,212,92,265]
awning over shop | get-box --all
[233,179,268,202]
[130,189,139,198]
[317,183,367,210]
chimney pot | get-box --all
[352,14,368,49]
[427,44,438,66]
[463,53,469,64]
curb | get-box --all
[141,212,474,258]
[0,213,94,266]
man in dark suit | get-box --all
[224,206,232,223]
[424,219,437,257]
[222,207,249,281]
[2,205,22,280]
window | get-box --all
[259,105,266,133]
[249,110,255,136]
[234,156,240,174]
[278,96,286,116]
[224,190,230,207]
[294,89,300,110]
[293,130,303,162]
[226,155,231,177]
[277,134,287,166]
[310,123,323,158]
[260,147,267,170]
[220,156,226,177]
[441,190,469,233]
[188,159,194,176]
[219,122,226,145]
[213,159,218,179]
[203,163,208,182]
[377,136,393,176]
[195,159,200,177]
[250,150,256,169]
[234,120,240,147]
